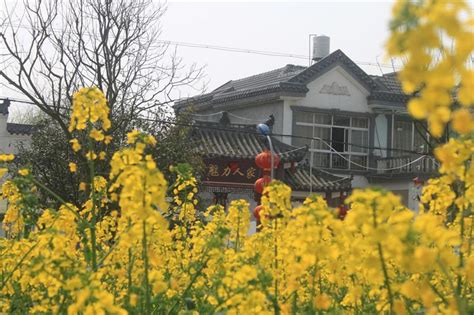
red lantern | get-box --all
[254,176,271,194]
[337,204,348,220]
[253,205,263,221]
[255,150,280,170]
[413,177,424,187]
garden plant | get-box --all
[0,0,473,314]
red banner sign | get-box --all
[204,159,259,185]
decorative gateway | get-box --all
[189,113,352,217]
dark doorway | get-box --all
[332,127,345,152]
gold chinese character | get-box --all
[246,167,256,179]
[232,168,244,176]
[221,166,231,176]
[208,164,219,176]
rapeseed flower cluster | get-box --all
[0,87,472,313]
[0,1,473,313]
[387,0,474,137]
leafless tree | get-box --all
[0,0,204,140]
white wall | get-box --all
[294,66,371,113]
[0,116,31,157]
[282,65,372,145]
[0,113,32,236]
[374,114,388,157]
[351,175,369,188]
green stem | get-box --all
[427,279,449,305]
[377,243,394,314]
[235,206,241,251]
[457,206,465,297]
[166,256,210,315]
[274,218,280,315]
[142,220,151,313]
[437,258,466,314]
[371,204,393,314]
[32,178,93,264]
[0,241,38,289]
[87,135,98,272]
[31,179,81,220]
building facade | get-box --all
[0,99,34,236]
[175,50,437,210]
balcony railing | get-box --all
[375,155,438,174]
[311,151,368,170]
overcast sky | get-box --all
[1,0,402,117]
[161,0,397,98]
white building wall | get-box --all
[0,112,32,237]
[351,175,369,188]
[374,114,388,158]
[294,66,371,113]
[281,100,293,145]
[0,114,32,161]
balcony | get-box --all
[375,155,438,175]
[310,151,368,171]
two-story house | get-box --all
[175,44,437,210]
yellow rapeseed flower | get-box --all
[69,163,77,173]
[18,169,29,176]
[0,154,15,162]
[70,139,81,152]
[0,167,8,178]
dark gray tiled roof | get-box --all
[190,120,350,192]
[175,50,408,110]
[7,123,35,135]
[191,121,308,163]
[285,166,352,192]
[370,72,404,94]
[214,64,306,92]
[289,49,379,90]
[174,64,308,109]
[0,99,10,115]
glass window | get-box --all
[352,117,369,128]
[314,113,331,125]
[413,121,429,153]
[313,127,331,150]
[293,124,312,147]
[293,110,370,170]
[333,115,350,126]
[351,130,368,153]
[293,111,313,123]
[394,120,412,156]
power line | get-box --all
[3,23,401,69]
[1,97,433,156]
[147,117,436,171]
[138,116,434,156]
[0,97,436,171]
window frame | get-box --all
[293,110,370,170]
[393,116,430,155]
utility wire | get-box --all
[310,137,434,171]
[146,116,435,173]
[3,23,401,69]
[138,116,434,156]
[0,97,433,156]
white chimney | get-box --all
[312,35,330,62]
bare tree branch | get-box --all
[0,0,205,141]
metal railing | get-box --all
[375,155,437,174]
